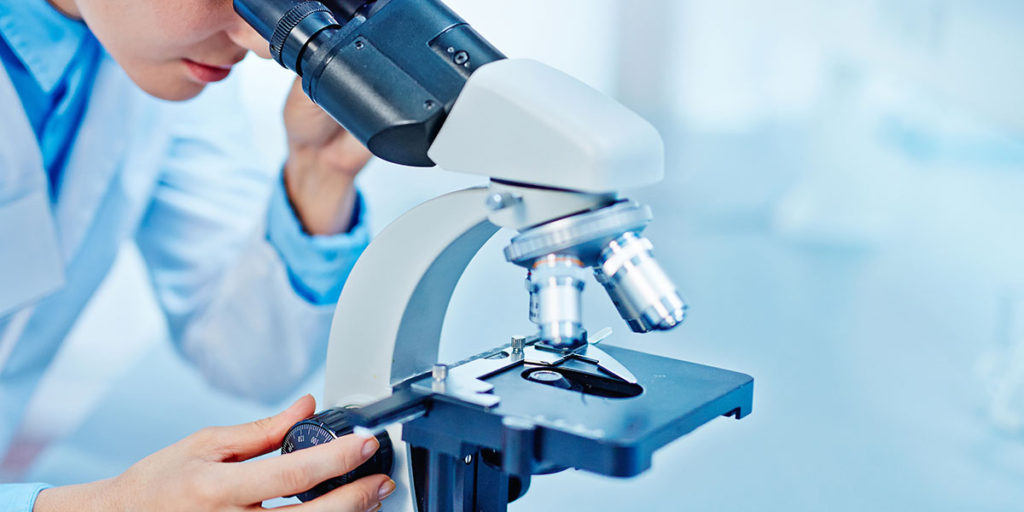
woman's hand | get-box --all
[282,78,373,236]
[33,395,395,512]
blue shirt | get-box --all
[0,0,98,197]
[0,1,368,509]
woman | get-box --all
[0,0,394,509]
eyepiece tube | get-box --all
[233,0,505,166]
[234,0,297,41]
[234,0,341,71]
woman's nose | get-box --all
[226,16,272,59]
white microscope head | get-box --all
[427,58,665,193]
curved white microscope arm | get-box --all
[324,186,496,408]
[323,188,496,512]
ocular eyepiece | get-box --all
[234,0,341,70]
[594,232,687,333]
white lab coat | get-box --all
[0,51,336,430]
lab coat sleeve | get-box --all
[0,483,49,511]
[135,82,368,404]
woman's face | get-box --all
[59,0,270,101]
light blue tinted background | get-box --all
[7,1,1024,510]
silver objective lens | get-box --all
[527,255,588,348]
[594,232,687,332]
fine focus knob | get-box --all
[281,408,394,502]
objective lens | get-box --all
[594,232,687,333]
[527,255,587,348]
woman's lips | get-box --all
[183,59,233,83]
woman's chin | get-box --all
[127,68,208,102]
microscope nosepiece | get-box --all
[506,201,687,339]
[595,232,687,333]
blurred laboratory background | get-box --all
[5,0,1024,510]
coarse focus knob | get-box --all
[281,408,394,502]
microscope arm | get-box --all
[323,185,614,408]
[323,187,494,408]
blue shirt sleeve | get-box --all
[0,483,50,511]
[265,176,370,306]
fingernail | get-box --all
[362,437,380,458]
[378,479,396,500]
[365,503,382,512]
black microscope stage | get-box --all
[402,344,753,478]
[349,342,753,512]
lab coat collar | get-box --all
[0,57,44,197]
[0,0,88,94]
[53,55,135,260]
[0,64,65,315]
[0,51,138,264]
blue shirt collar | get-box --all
[0,0,88,93]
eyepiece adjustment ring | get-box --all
[270,1,338,69]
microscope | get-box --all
[234,1,754,510]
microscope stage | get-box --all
[401,344,753,478]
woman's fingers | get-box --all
[284,77,343,147]
[102,401,393,511]
[227,433,380,502]
[274,474,396,512]
[177,399,392,507]
[197,395,316,462]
